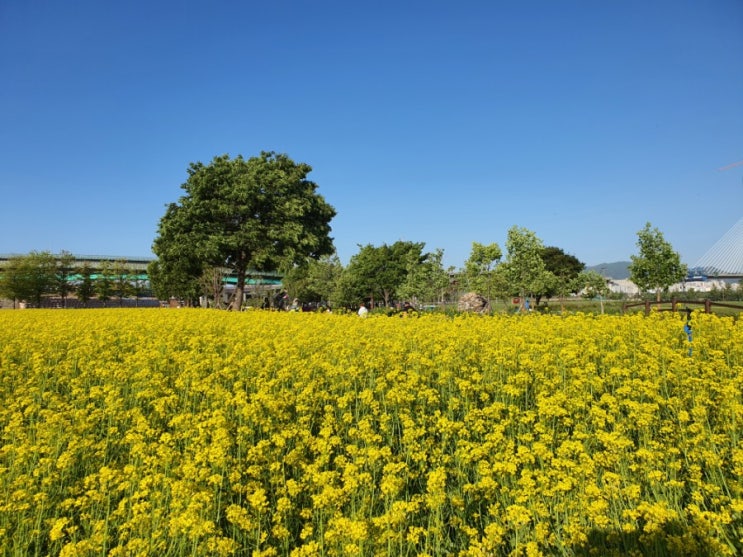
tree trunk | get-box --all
[230,267,247,311]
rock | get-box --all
[458,292,490,313]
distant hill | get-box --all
[586,261,631,279]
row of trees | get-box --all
[0,221,686,311]
[0,251,150,308]
[1,151,697,310]
[278,228,613,311]
[147,152,696,310]
[145,152,615,310]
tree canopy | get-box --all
[152,152,336,309]
[629,222,687,301]
[539,246,585,304]
[281,254,344,307]
[0,251,57,307]
[344,241,427,307]
[502,226,555,307]
[397,248,452,306]
[462,242,503,301]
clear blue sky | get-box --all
[1,0,741,269]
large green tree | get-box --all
[629,222,687,302]
[153,152,336,310]
[539,246,585,304]
[345,241,426,307]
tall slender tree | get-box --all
[53,251,76,308]
[502,226,555,308]
[95,261,114,306]
[76,263,95,307]
[629,222,687,302]
[462,242,503,303]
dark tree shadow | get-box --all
[570,520,736,557]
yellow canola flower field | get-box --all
[0,309,742,556]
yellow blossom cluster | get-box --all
[0,309,741,556]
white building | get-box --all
[606,279,640,296]
[605,277,738,297]
[669,279,732,294]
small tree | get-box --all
[398,248,452,306]
[329,268,362,311]
[629,222,687,302]
[147,258,203,306]
[53,251,77,308]
[95,261,114,306]
[462,242,502,304]
[0,255,27,307]
[576,270,609,313]
[502,226,555,309]
[0,251,57,307]
[199,266,228,308]
[76,263,95,307]
[130,274,150,306]
[112,260,134,306]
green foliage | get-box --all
[629,222,687,302]
[0,255,27,304]
[152,152,336,309]
[112,260,135,306]
[329,267,364,309]
[0,251,57,306]
[397,248,453,304]
[53,251,77,306]
[282,254,344,305]
[502,226,555,305]
[708,281,743,302]
[94,261,114,305]
[540,246,585,302]
[344,241,427,306]
[147,257,202,305]
[577,270,609,298]
[76,264,95,306]
[462,241,502,300]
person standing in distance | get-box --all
[358,302,369,317]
